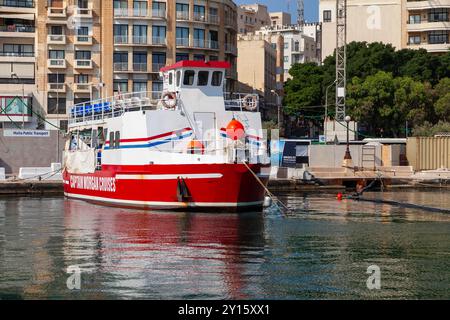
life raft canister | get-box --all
[226,118,245,141]
[187,140,205,154]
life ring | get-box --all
[161,92,177,109]
[243,94,258,111]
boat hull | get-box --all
[63,163,270,212]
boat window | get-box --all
[211,71,223,86]
[176,71,181,87]
[169,72,173,85]
[115,131,120,149]
[183,70,195,86]
[197,71,209,86]
[109,131,114,149]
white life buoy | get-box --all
[161,92,177,110]
[243,94,258,111]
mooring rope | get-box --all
[241,160,291,214]
[353,197,450,214]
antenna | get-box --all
[297,0,304,29]
[335,0,347,122]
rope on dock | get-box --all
[241,160,291,214]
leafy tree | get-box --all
[433,78,450,121]
[413,121,450,136]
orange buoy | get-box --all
[226,118,245,141]
[337,192,343,201]
[187,140,205,154]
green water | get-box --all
[0,191,449,299]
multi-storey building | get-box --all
[319,0,450,61]
[0,0,37,129]
[237,33,281,120]
[257,25,317,80]
[20,0,238,130]
[269,11,291,28]
[237,3,270,34]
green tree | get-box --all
[433,78,450,121]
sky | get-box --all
[234,0,319,23]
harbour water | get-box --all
[0,190,449,299]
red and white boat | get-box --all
[63,61,271,211]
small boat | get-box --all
[63,60,271,212]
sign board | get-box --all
[319,135,326,144]
[281,141,297,168]
[3,130,50,138]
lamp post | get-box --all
[270,89,280,132]
[11,73,25,128]
[325,80,337,143]
[344,115,352,162]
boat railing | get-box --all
[224,92,259,112]
[68,91,261,128]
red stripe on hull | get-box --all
[63,164,270,212]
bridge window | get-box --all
[176,71,181,86]
[109,131,114,149]
[169,72,173,85]
[197,71,209,86]
[211,71,223,86]
[114,131,121,149]
[183,70,195,86]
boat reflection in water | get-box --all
[63,199,266,299]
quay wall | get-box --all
[0,130,65,176]
[407,137,450,171]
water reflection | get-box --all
[62,200,266,299]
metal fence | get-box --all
[406,137,450,171]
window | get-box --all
[323,10,332,22]
[197,71,209,86]
[133,0,147,16]
[114,80,128,92]
[2,44,33,56]
[209,55,218,61]
[176,27,189,46]
[194,5,205,21]
[169,72,173,85]
[133,51,147,71]
[194,54,205,61]
[183,70,195,86]
[133,81,147,92]
[429,8,449,22]
[115,131,120,149]
[48,74,65,83]
[75,74,89,83]
[209,30,219,49]
[50,25,63,35]
[176,53,189,62]
[284,56,289,62]
[176,71,181,86]
[114,24,128,43]
[409,35,421,45]
[47,97,66,114]
[152,52,166,70]
[152,81,163,99]
[211,71,222,86]
[114,52,128,63]
[194,28,205,47]
[48,50,64,59]
[428,31,448,44]
[176,3,189,19]
[284,42,289,49]
[109,131,114,148]
[75,50,91,60]
[133,25,147,44]
[152,25,166,44]
[409,15,421,24]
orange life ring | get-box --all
[161,92,177,109]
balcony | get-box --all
[176,11,189,20]
[114,35,129,44]
[176,38,190,47]
[407,42,450,53]
[114,62,129,72]
[152,36,166,45]
[406,0,450,10]
[0,51,34,63]
[152,8,166,19]
[133,63,147,72]
[47,83,66,93]
[47,34,66,44]
[0,25,35,37]
[193,12,206,22]
[114,8,128,17]
[74,34,93,45]
[0,0,35,8]
[225,17,237,30]
[47,58,66,68]
[47,7,66,17]
[74,83,92,93]
[74,7,93,18]
[225,43,237,55]
[207,40,219,50]
[132,8,148,17]
[192,39,206,48]
[74,59,93,69]
[132,36,148,45]
[152,63,165,73]
[208,14,219,24]
[407,21,450,32]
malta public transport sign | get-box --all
[3,130,50,138]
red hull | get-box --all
[63,163,270,212]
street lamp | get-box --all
[11,73,25,128]
[344,115,352,161]
[324,80,337,143]
[270,89,281,132]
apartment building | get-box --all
[237,3,270,34]
[257,25,317,80]
[269,11,291,28]
[237,33,281,120]
[0,0,37,129]
[319,0,450,61]
[17,0,238,131]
